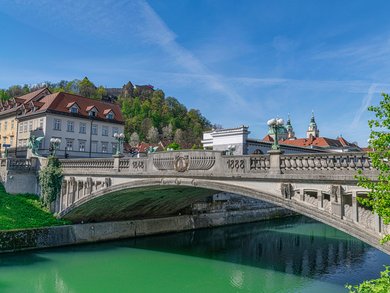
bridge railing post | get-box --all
[113,155,122,171]
[267,150,283,174]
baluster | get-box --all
[314,157,322,169]
[363,157,371,169]
[280,158,286,169]
[290,157,297,169]
[356,156,363,169]
[349,156,356,169]
[302,157,309,169]
[341,157,348,168]
[296,157,303,169]
[327,157,335,169]
[285,158,291,169]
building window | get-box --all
[70,106,78,114]
[78,140,86,152]
[89,110,97,117]
[18,139,28,147]
[23,122,28,133]
[107,112,114,119]
[92,124,98,135]
[9,136,13,146]
[102,126,108,136]
[66,139,74,151]
[39,118,44,129]
[28,121,33,132]
[4,121,7,131]
[54,119,61,131]
[112,127,118,137]
[101,142,108,153]
[2,137,6,145]
[11,120,14,129]
[67,121,74,132]
[79,122,86,134]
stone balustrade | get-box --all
[60,158,114,169]
[280,152,372,172]
[58,151,376,181]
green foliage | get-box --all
[39,156,63,208]
[78,77,97,99]
[0,184,68,230]
[346,266,390,293]
[166,142,180,150]
[0,89,10,101]
[357,93,390,243]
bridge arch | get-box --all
[58,177,390,254]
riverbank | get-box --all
[0,205,293,253]
[0,185,67,230]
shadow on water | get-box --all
[0,252,50,268]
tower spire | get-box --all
[307,110,319,138]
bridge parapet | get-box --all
[59,151,376,182]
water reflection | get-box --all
[126,216,369,282]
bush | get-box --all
[39,156,63,208]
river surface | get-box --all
[1,216,390,293]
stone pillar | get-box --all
[317,191,324,210]
[352,191,359,223]
[299,188,305,202]
[267,150,283,175]
[113,155,123,171]
[374,213,382,233]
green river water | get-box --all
[0,216,389,293]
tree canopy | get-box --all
[358,93,390,243]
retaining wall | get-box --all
[0,207,292,253]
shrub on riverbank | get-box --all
[0,184,68,230]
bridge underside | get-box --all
[62,186,217,222]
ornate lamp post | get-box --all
[49,138,61,157]
[114,133,125,156]
[227,144,236,155]
[267,118,284,150]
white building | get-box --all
[16,91,124,158]
[202,125,322,155]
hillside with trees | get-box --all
[0,77,212,148]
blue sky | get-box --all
[1,0,390,146]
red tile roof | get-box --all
[21,92,124,124]
[278,136,357,148]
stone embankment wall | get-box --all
[0,204,292,253]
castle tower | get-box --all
[306,111,320,138]
[286,114,295,139]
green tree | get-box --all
[350,93,390,292]
[0,89,10,101]
[78,77,97,98]
[39,156,63,209]
[358,93,390,243]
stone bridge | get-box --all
[56,150,390,253]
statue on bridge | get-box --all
[27,134,44,158]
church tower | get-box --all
[306,112,320,138]
[286,114,295,139]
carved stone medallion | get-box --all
[174,156,189,172]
